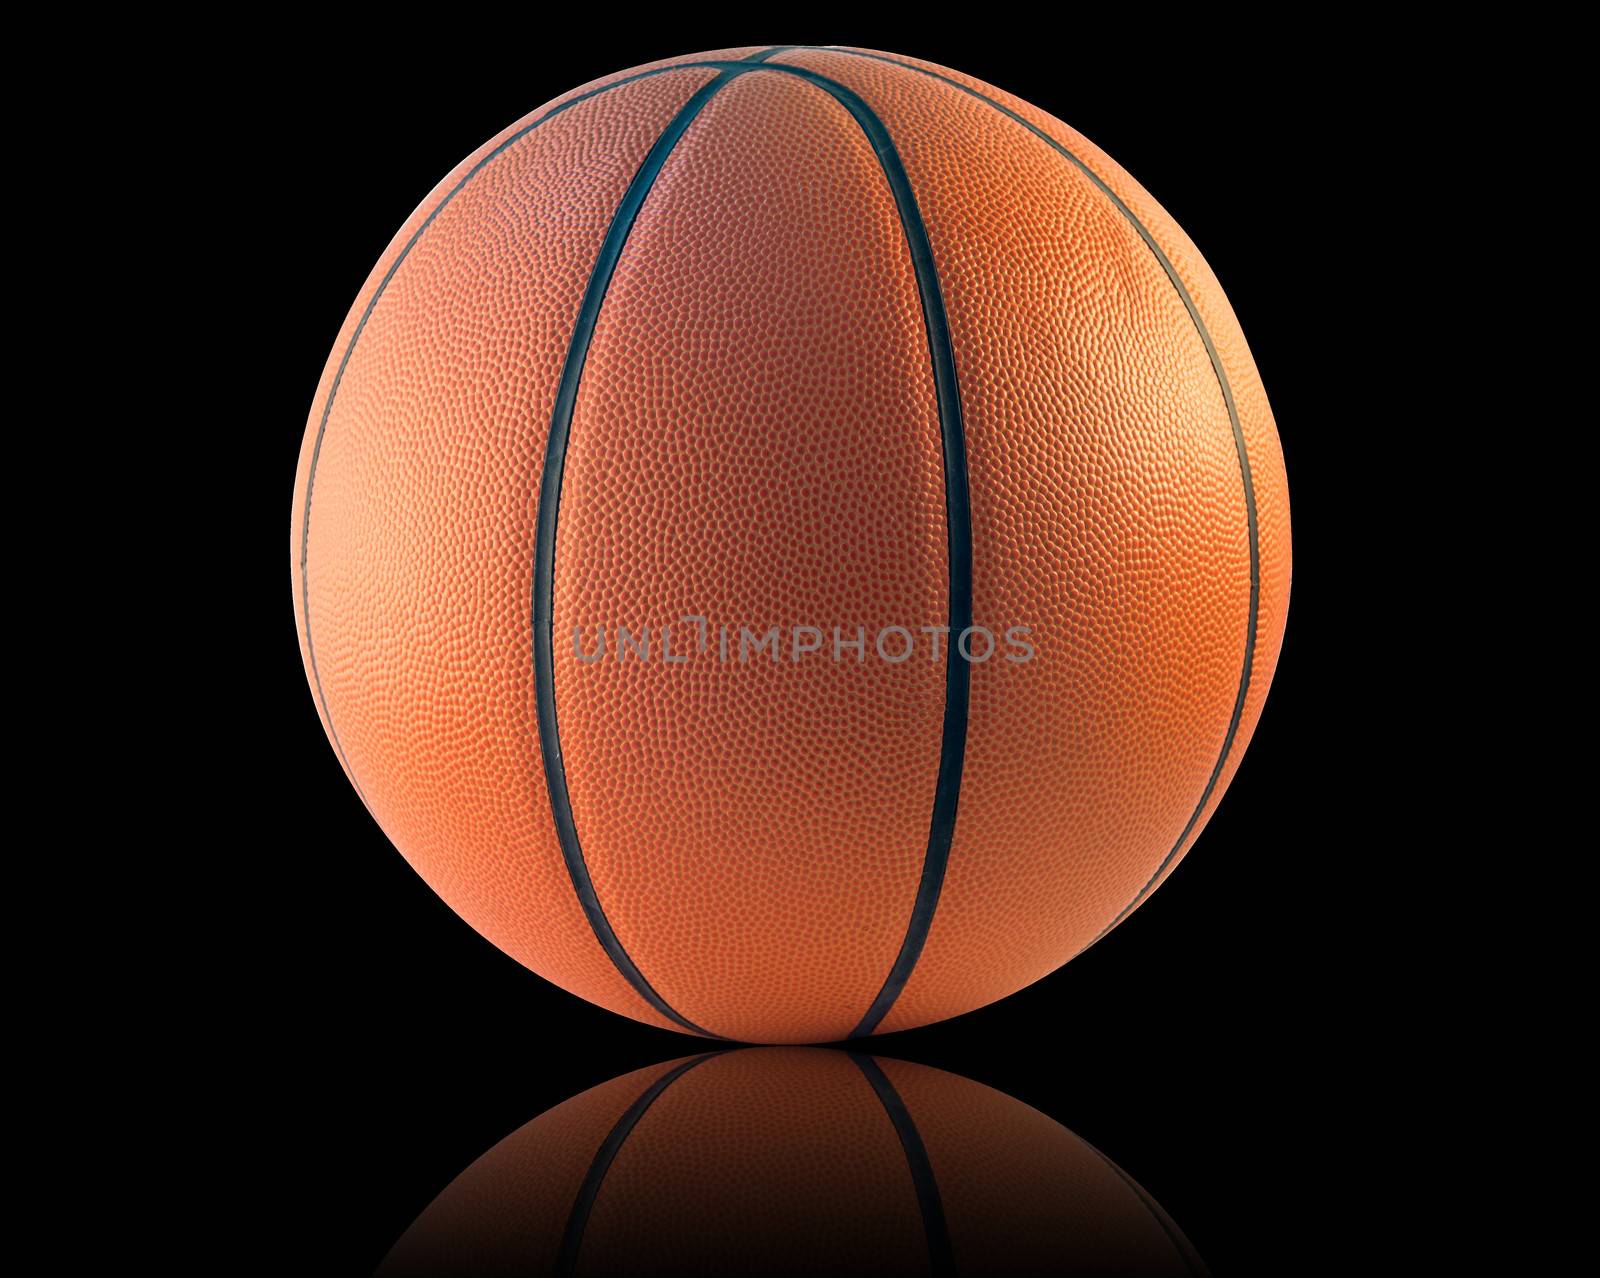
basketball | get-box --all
[377,1048,1207,1274]
[291,45,1290,1043]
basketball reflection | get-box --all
[378,1048,1206,1276]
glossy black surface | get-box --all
[226,19,1404,1272]
[375,1048,1208,1275]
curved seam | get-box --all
[807,47,1261,944]
[1073,1131,1211,1276]
[534,57,972,1041]
[730,61,970,1040]
[847,1053,956,1274]
[296,52,782,808]
[534,50,792,1039]
[553,1052,727,1276]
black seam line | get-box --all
[533,55,971,1042]
[553,1051,727,1276]
[534,49,791,1040]
[847,1054,956,1275]
[695,59,972,1042]
[1072,1131,1210,1276]
[296,48,786,814]
[809,48,1261,942]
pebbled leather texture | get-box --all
[292,46,1291,1043]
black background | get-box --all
[228,20,1412,1274]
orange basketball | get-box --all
[292,45,1290,1043]
[378,1048,1207,1274]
